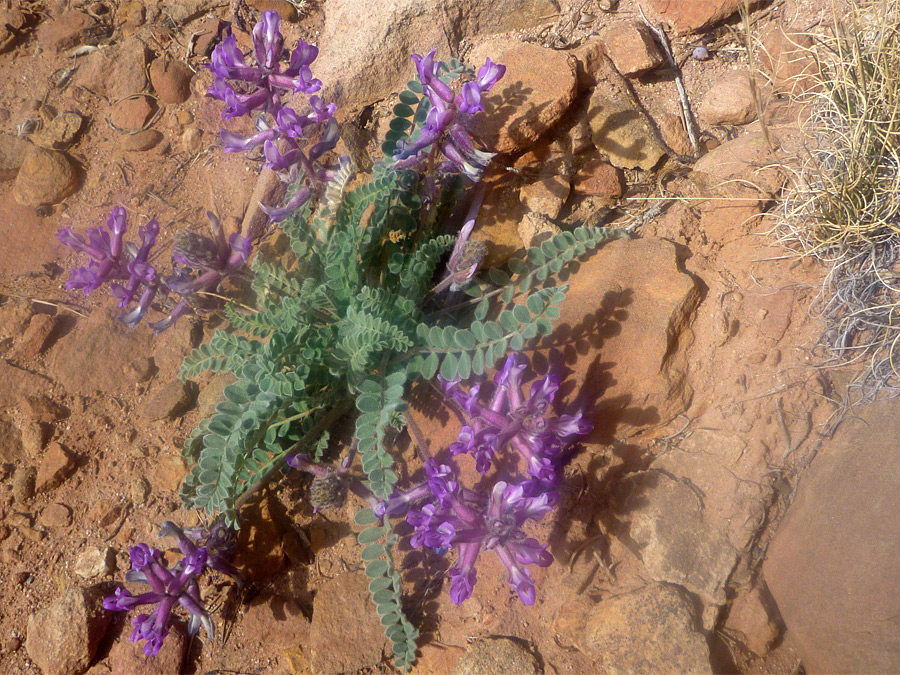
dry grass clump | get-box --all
[775,0,900,400]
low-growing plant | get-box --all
[59,11,620,670]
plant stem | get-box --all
[234,397,354,512]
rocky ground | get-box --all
[0,0,887,673]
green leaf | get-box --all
[454,329,477,350]
[398,90,419,105]
[355,508,379,526]
[472,348,485,375]
[358,527,384,545]
[369,577,392,593]
[373,588,395,605]
[499,310,517,332]
[361,543,387,560]
[483,322,503,340]
[440,353,458,380]
[366,560,389,577]
[421,352,439,379]
[393,103,415,117]
[390,117,413,132]
[501,285,515,304]
[488,268,511,286]
[457,351,471,380]
[545,305,560,320]
[407,79,423,94]
[527,247,546,266]
[513,304,531,324]
[510,333,525,351]
[508,257,528,275]
[464,284,484,298]
[357,394,381,413]
[537,317,554,335]
[526,293,545,315]
[474,298,490,321]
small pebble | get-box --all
[692,46,710,61]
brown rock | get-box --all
[48,304,154,396]
[142,380,196,420]
[119,1,146,34]
[73,547,115,579]
[0,361,50,409]
[12,147,78,207]
[599,21,665,76]
[314,0,559,112]
[573,157,624,201]
[517,211,562,249]
[590,95,666,170]
[37,11,93,54]
[585,583,712,673]
[21,395,68,424]
[10,313,58,359]
[32,112,83,150]
[35,442,76,493]
[124,356,155,383]
[121,129,163,152]
[182,127,203,153]
[191,17,222,57]
[74,39,149,101]
[451,637,540,675]
[247,0,299,21]
[0,134,31,181]
[0,416,24,463]
[108,618,187,675]
[659,112,693,156]
[25,586,113,675]
[149,56,193,105]
[698,71,758,126]
[610,470,737,606]
[647,0,761,34]
[309,570,388,673]
[725,586,779,656]
[39,503,72,528]
[108,97,154,132]
[470,40,578,154]
[20,421,44,456]
[519,174,570,219]
[760,24,818,96]
[241,592,310,651]
[12,465,36,503]
[763,397,900,673]
[556,237,701,439]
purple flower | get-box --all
[105,520,241,657]
[439,354,592,485]
[393,51,505,182]
[207,12,337,224]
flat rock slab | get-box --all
[315,0,559,112]
[553,237,702,442]
[585,583,712,674]
[764,397,900,673]
[609,469,737,609]
[587,54,667,170]
[25,586,112,675]
[47,303,153,397]
[469,39,578,154]
[648,0,762,34]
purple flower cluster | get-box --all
[442,353,592,485]
[393,49,506,181]
[58,208,251,331]
[103,521,239,657]
[376,354,591,606]
[207,11,338,222]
